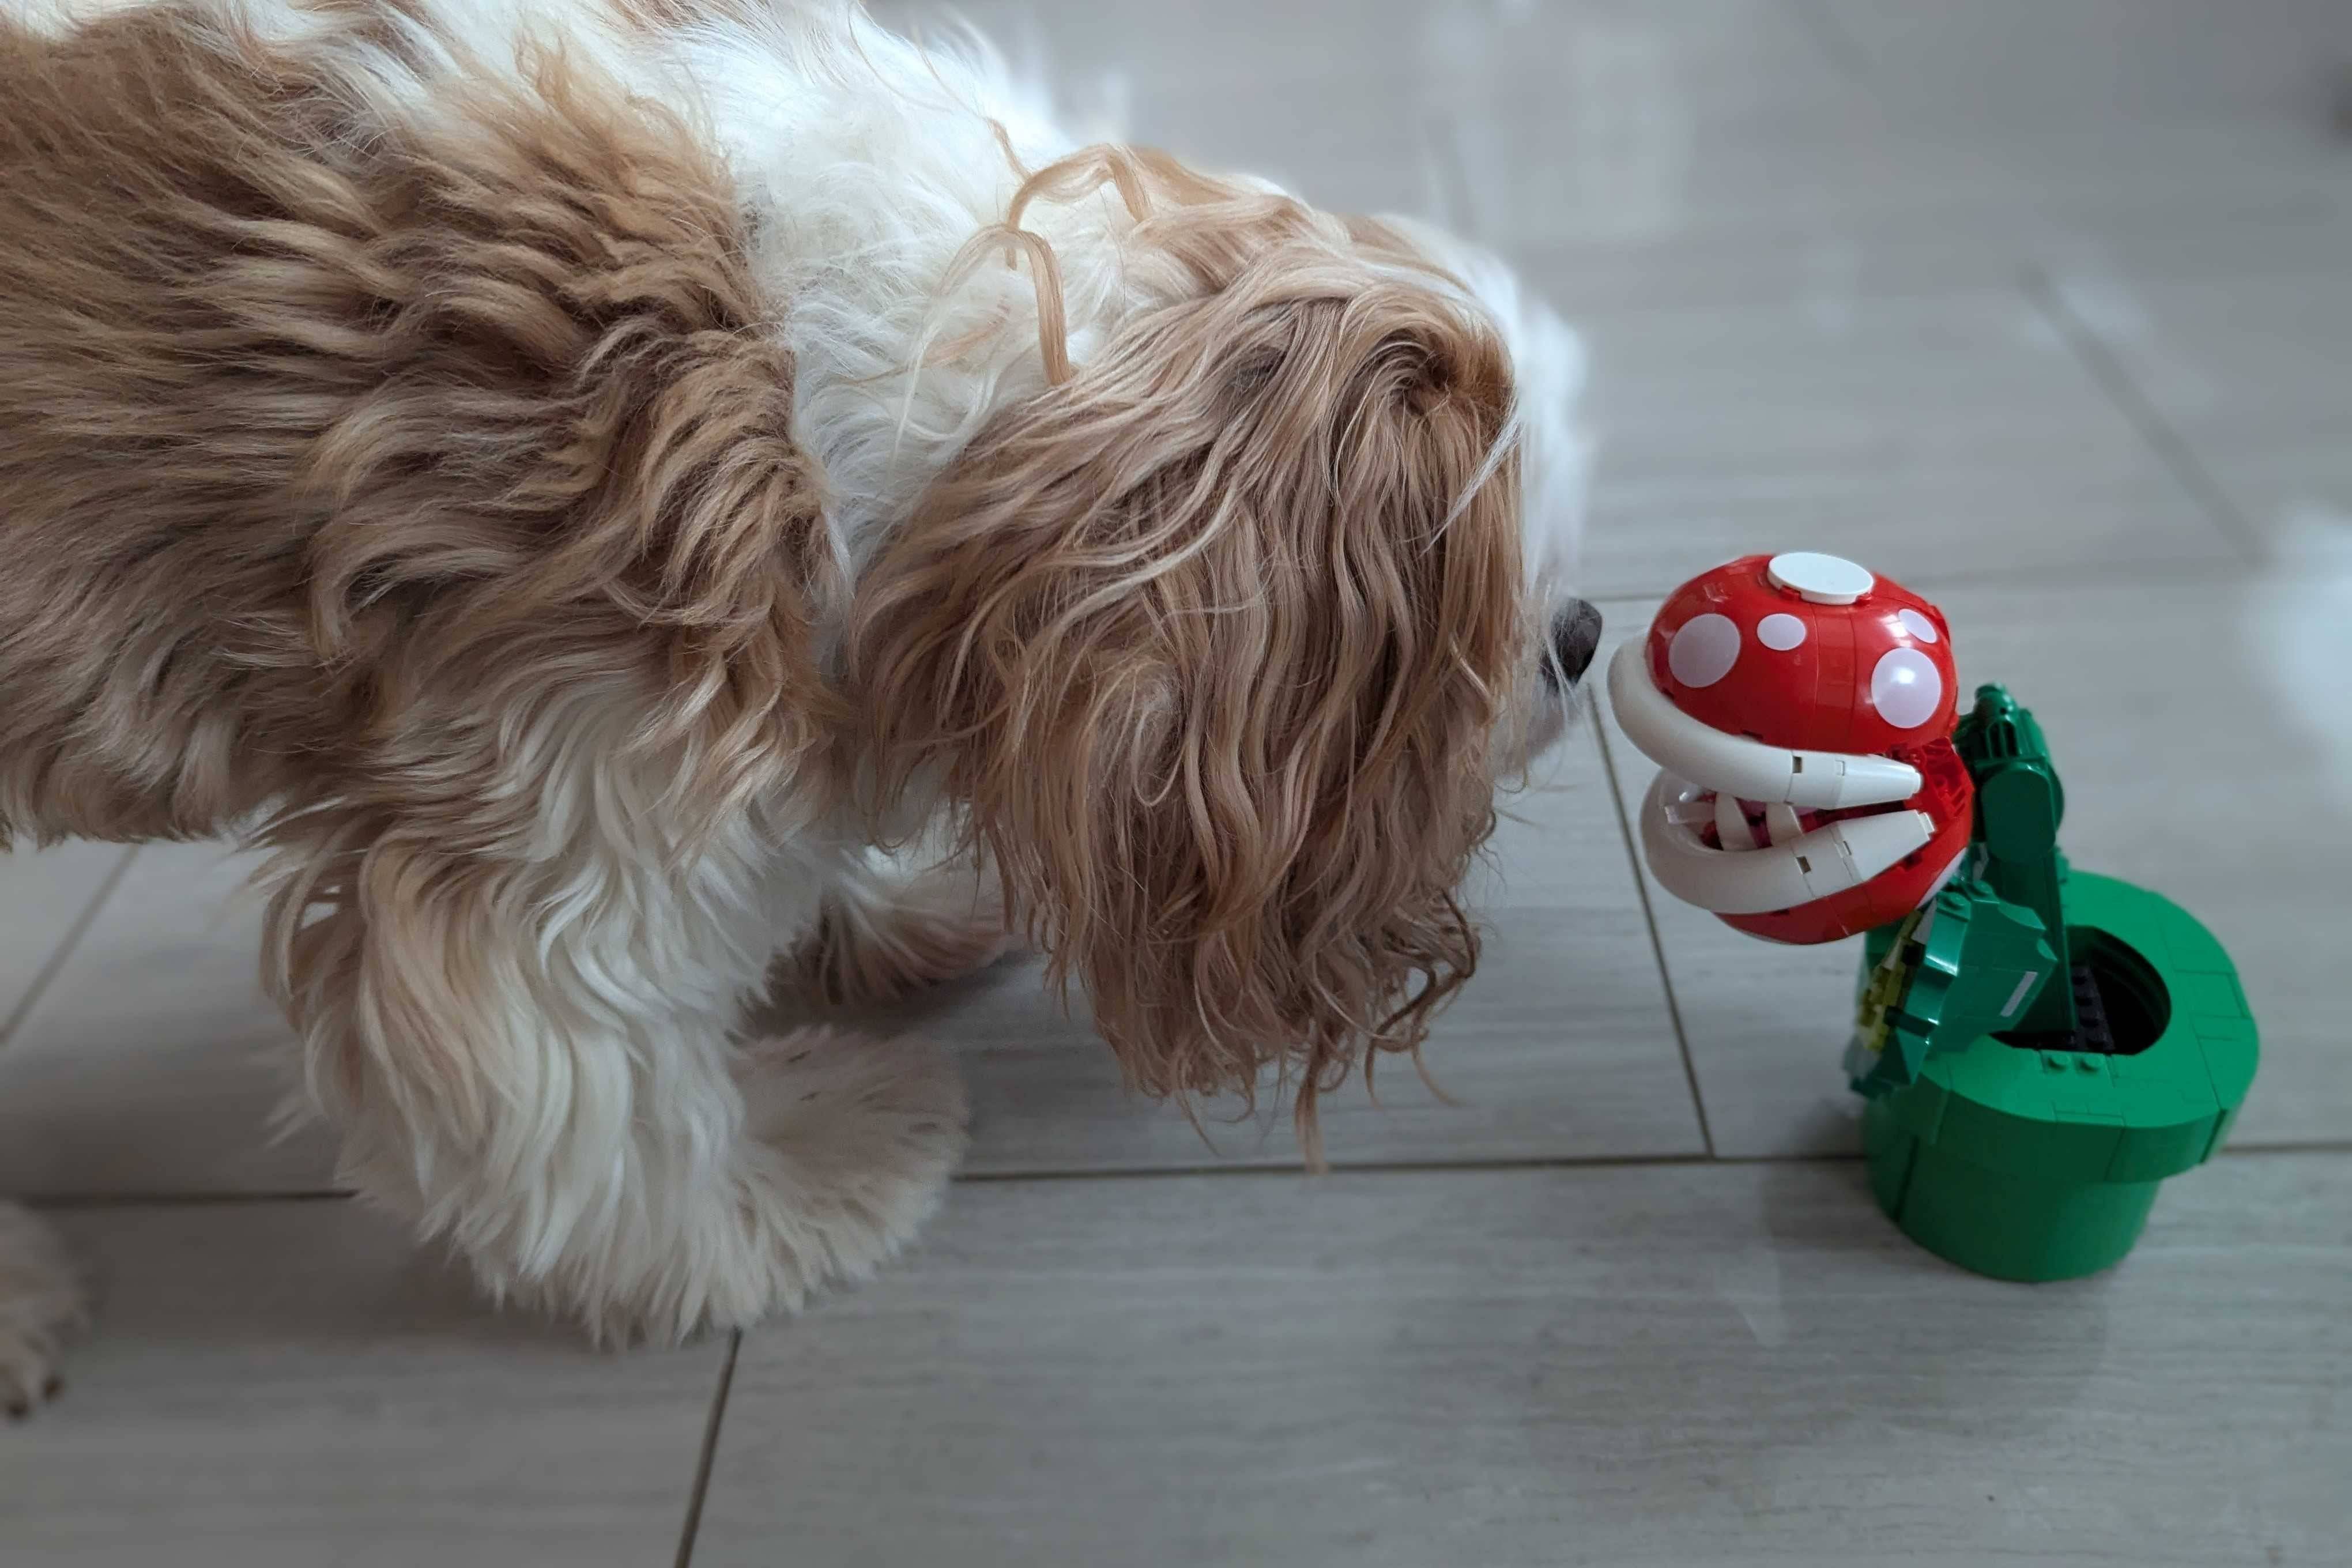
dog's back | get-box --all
[0,7,329,840]
[0,1,829,849]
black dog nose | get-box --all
[1548,598,1603,688]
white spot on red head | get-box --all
[1757,612,1808,651]
[1871,647,1943,729]
[1668,613,1741,688]
[1898,608,1940,644]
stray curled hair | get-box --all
[853,149,1528,1158]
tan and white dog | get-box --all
[0,0,1593,1409]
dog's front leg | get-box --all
[0,1201,79,1416]
[263,824,967,1344]
[779,847,1016,1009]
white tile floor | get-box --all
[5,1,2350,1562]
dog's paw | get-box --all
[0,1202,82,1419]
[512,1026,971,1346]
[784,871,1016,1008]
[734,1025,970,1290]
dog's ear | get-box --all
[851,246,1526,1156]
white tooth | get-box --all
[1714,791,1758,851]
[1639,775,1935,915]
[1818,755,1929,808]
[1608,640,1921,809]
[1661,781,1717,828]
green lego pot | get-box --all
[1860,871,2258,1282]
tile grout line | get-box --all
[672,1328,741,1568]
[958,1139,2349,1184]
[2218,1140,2352,1159]
[0,844,140,1054]
[31,1189,356,1209]
[956,1150,1813,1184]
[2019,261,2269,566]
[1584,691,1718,1159]
[24,1137,2349,1210]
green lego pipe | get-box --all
[1861,873,2256,1280]
[1850,686,2258,1281]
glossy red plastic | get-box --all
[1646,554,1973,945]
[1645,553,1958,756]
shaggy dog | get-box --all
[0,0,1593,1409]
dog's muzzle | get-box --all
[1546,599,1604,689]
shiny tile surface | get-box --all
[1570,284,2245,597]
[0,840,129,1036]
[1815,0,2352,127]
[2048,269,2352,550]
[698,1155,2352,1567]
[0,1202,723,1567]
[0,843,335,1197]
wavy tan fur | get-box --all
[0,0,1591,1360]
[0,4,838,853]
[853,149,1531,1160]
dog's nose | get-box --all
[1548,598,1603,687]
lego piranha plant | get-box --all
[1609,553,2258,1281]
